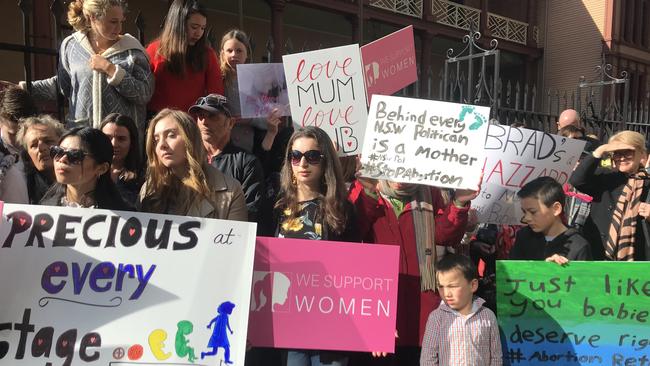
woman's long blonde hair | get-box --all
[141,109,214,214]
[67,0,125,32]
[219,29,252,88]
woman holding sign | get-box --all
[570,130,650,261]
[273,126,358,366]
[40,127,130,210]
[349,179,477,364]
[139,109,247,220]
[219,29,283,156]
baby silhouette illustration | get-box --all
[201,301,236,364]
[175,320,196,363]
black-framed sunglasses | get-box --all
[194,95,232,117]
[288,150,324,165]
[49,146,90,165]
[611,149,635,160]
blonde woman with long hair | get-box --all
[139,109,247,220]
[219,29,282,155]
[20,0,153,131]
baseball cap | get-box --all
[188,94,232,117]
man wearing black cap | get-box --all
[189,94,266,230]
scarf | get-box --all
[378,181,438,291]
[605,170,649,261]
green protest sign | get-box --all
[497,261,650,365]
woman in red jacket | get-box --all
[146,0,223,114]
[349,179,478,365]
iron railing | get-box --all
[487,13,528,45]
[431,0,480,31]
[369,0,424,18]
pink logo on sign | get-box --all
[248,237,400,353]
[361,26,418,105]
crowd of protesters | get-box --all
[1,0,648,365]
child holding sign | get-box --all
[509,177,592,262]
[420,254,501,366]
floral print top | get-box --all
[278,199,323,240]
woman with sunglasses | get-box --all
[139,109,247,220]
[100,113,143,205]
[146,0,223,115]
[17,115,65,204]
[570,130,650,261]
[273,126,357,366]
[40,127,130,210]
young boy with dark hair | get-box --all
[509,176,592,263]
[420,254,502,366]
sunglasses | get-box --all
[611,149,635,160]
[50,146,90,165]
[194,95,231,117]
[288,150,324,165]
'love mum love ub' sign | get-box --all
[283,44,368,156]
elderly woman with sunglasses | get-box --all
[272,126,358,366]
[40,127,131,210]
[570,130,650,261]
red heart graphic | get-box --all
[346,141,353,147]
[37,339,43,346]
[90,336,96,344]
[54,266,60,273]
[19,218,26,226]
[62,340,68,347]
[344,129,350,135]
[40,218,47,225]
[129,228,136,236]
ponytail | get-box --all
[67,0,89,32]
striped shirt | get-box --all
[420,297,502,366]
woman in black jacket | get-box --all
[40,127,131,211]
[569,130,649,261]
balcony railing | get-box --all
[488,13,528,45]
[369,0,424,18]
[431,0,480,31]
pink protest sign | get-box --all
[248,237,399,352]
[361,26,417,105]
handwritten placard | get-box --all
[472,183,521,225]
[361,26,417,105]
[283,45,367,156]
[248,237,399,352]
[237,63,291,118]
[0,204,257,366]
[497,261,650,365]
[359,95,489,190]
[475,126,586,224]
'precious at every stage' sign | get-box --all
[497,261,650,366]
[0,204,257,366]
[248,237,400,353]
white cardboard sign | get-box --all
[359,95,489,190]
[283,45,368,156]
[0,204,257,366]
